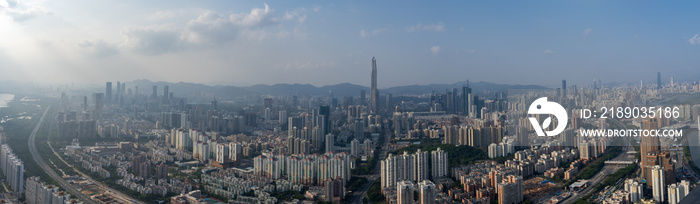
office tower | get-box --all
[263,98,273,109]
[641,118,660,181]
[105,82,112,103]
[652,165,665,202]
[414,149,429,182]
[562,80,567,97]
[319,105,331,133]
[135,85,139,96]
[462,82,472,116]
[418,180,436,204]
[264,108,272,121]
[360,90,366,106]
[325,133,334,153]
[152,85,158,100]
[397,181,415,204]
[163,85,169,102]
[371,57,379,113]
[386,93,393,112]
[93,93,104,115]
[354,119,364,141]
[657,72,662,89]
[431,147,448,179]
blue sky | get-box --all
[1,0,699,88]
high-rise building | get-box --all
[324,177,345,203]
[562,80,567,98]
[625,179,643,203]
[105,82,112,103]
[462,82,472,116]
[497,175,523,204]
[657,72,662,89]
[152,85,158,100]
[431,147,448,179]
[163,85,169,102]
[397,181,415,204]
[418,180,436,204]
[652,165,665,202]
[156,163,168,180]
[371,57,379,113]
[641,118,660,181]
[414,149,429,182]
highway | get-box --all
[27,105,97,204]
[350,126,392,204]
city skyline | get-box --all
[2,1,700,87]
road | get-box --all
[560,119,632,204]
[27,106,97,204]
[350,126,392,204]
[46,139,146,204]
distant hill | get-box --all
[126,79,548,98]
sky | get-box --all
[1,0,700,88]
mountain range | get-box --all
[128,79,548,98]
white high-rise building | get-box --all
[397,180,415,204]
[1,144,24,194]
[488,143,501,158]
[431,147,448,179]
[264,108,272,121]
[652,165,665,202]
[624,179,643,203]
[279,110,288,124]
[215,143,229,164]
[669,183,679,204]
[418,180,436,204]
[351,139,360,156]
[414,149,429,182]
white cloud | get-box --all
[76,39,118,57]
[359,28,386,37]
[185,11,239,44]
[408,23,445,32]
[229,3,278,27]
[689,34,700,45]
[583,28,593,36]
[284,8,307,23]
[430,46,441,55]
[119,25,182,55]
[544,49,554,54]
[118,4,305,55]
[1,0,51,22]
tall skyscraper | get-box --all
[152,85,158,100]
[371,57,379,113]
[462,82,472,116]
[105,82,112,103]
[657,72,662,89]
[562,80,567,98]
[163,85,169,102]
[641,118,660,181]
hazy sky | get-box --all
[2,0,700,88]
